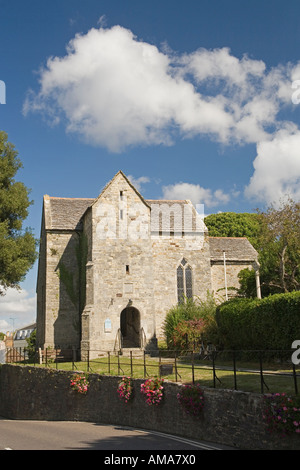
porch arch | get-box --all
[120,306,141,348]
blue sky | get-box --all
[1,0,300,331]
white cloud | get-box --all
[127,175,150,192]
[179,46,266,94]
[245,128,300,205]
[0,288,36,332]
[162,182,230,207]
[23,24,300,205]
[0,319,11,333]
[24,25,292,151]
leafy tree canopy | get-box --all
[0,131,37,294]
[257,198,300,294]
[204,212,261,248]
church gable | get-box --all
[91,170,151,241]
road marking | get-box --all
[116,426,223,450]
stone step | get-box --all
[121,348,144,357]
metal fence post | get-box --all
[158,350,161,378]
[143,351,146,378]
[191,351,195,385]
[293,363,298,395]
[233,351,237,390]
[259,352,264,394]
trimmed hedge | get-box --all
[215,291,300,351]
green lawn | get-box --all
[36,352,299,395]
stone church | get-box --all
[36,171,260,357]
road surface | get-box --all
[0,417,233,451]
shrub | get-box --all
[216,291,300,351]
[163,293,217,349]
[172,319,206,350]
[26,330,36,361]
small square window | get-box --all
[126,265,130,274]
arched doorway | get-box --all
[120,306,141,348]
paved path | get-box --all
[0,417,234,451]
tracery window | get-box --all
[177,258,193,302]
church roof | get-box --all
[42,196,258,264]
[43,196,205,232]
[44,196,94,231]
[208,237,258,261]
[43,170,208,232]
[42,173,257,262]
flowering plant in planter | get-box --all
[117,376,134,403]
[263,392,300,436]
[70,373,89,394]
[141,377,164,406]
[177,384,204,418]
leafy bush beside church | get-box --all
[215,291,300,351]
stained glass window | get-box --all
[177,260,193,302]
[185,266,193,299]
[177,265,184,303]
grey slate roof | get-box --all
[208,237,258,261]
[44,196,206,232]
[42,187,257,263]
[44,196,94,231]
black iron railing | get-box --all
[4,347,299,395]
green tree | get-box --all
[0,131,37,294]
[204,212,261,248]
[26,329,36,360]
[257,198,300,293]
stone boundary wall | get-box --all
[0,364,299,450]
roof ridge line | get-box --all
[209,236,248,239]
[48,196,95,200]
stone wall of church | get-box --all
[42,231,81,349]
[36,224,46,348]
[211,261,255,301]
[151,234,212,340]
